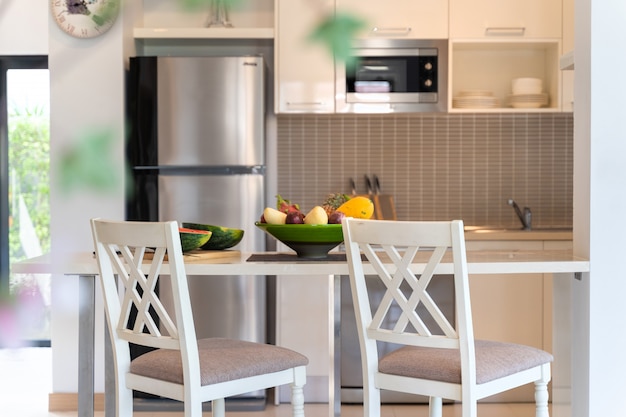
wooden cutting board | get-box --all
[144,250,241,262]
[373,194,397,220]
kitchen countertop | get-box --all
[464,226,573,241]
[13,249,587,276]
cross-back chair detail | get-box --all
[91,218,308,417]
[342,218,552,417]
[362,242,457,343]
[110,244,179,346]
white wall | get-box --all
[1,5,52,385]
[572,0,626,415]
[46,3,126,393]
[0,0,48,55]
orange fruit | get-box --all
[336,196,374,219]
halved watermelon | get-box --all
[178,227,212,252]
[182,223,244,250]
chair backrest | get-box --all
[91,219,199,366]
[342,218,475,373]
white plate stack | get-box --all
[452,90,500,109]
[508,78,549,108]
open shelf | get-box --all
[133,27,274,39]
[450,39,562,112]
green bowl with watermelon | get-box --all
[182,222,245,250]
[255,222,343,259]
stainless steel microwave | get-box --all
[336,39,448,113]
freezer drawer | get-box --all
[158,173,265,253]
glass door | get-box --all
[0,56,50,346]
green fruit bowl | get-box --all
[255,222,344,259]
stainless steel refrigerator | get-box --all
[126,56,267,406]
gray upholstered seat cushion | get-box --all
[130,338,309,386]
[378,339,553,384]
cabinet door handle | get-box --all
[371,27,412,36]
[286,102,325,107]
[485,27,526,36]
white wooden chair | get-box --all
[342,218,552,417]
[90,218,308,417]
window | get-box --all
[0,56,50,346]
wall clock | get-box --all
[51,0,120,39]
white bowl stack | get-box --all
[508,78,549,108]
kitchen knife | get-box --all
[364,175,373,195]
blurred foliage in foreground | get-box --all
[0,284,47,348]
[58,127,131,196]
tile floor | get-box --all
[0,347,547,417]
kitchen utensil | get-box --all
[349,177,372,200]
[372,175,397,220]
[364,175,373,196]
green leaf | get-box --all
[179,0,245,11]
[92,0,120,27]
[308,12,367,65]
[58,129,121,194]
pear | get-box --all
[304,206,329,225]
[263,207,287,224]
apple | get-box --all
[304,206,329,225]
[263,207,287,224]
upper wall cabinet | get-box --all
[336,0,448,39]
[274,0,335,113]
[449,0,561,39]
[134,0,275,39]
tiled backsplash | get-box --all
[276,113,573,228]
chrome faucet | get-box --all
[508,199,532,230]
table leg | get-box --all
[552,273,573,417]
[78,275,96,417]
[104,323,115,417]
[331,274,341,417]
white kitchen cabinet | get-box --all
[136,0,274,33]
[449,0,561,39]
[448,0,563,113]
[336,0,448,39]
[465,238,572,402]
[276,274,332,403]
[274,0,335,113]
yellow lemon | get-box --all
[336,196,374,219]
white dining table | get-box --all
[12,249,589,417]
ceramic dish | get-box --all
[255,222,343,259]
